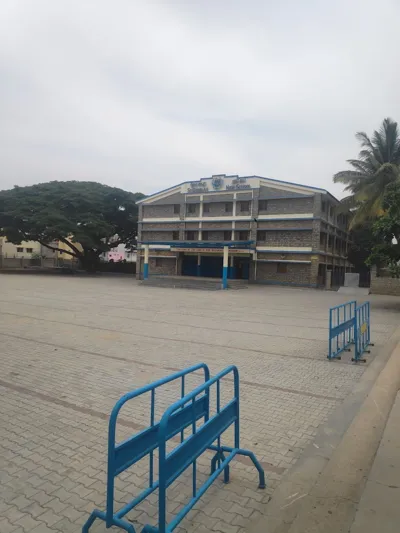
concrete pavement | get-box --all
[350,392,400,533]
[0,274,399,533]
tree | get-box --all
[0,181,145,271]
[367,182,400,270]
[346,221,379,272]
[333,117,400,227]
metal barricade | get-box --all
[353,301,373,363]
[82,363,210,533]
[328,300,356,360]
[82,364,265,533]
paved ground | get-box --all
[350,391,400,533]
[0,274,399,533]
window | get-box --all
[238,230,248,241]
[239,201,250,212]
[203,203,210,213]
[225,203,233,213]
[259,200,268,211]
[202,231,209,241]
[224,230,231,241]
[187,204,196,214]
[321,201,326,212]
[187,231,196,240]
[258,231,266,241]
[16,247,23,253]
[173,204,180,214]
[26,248,33,253]
[172,231,179,240]
[277,263,288,274]
[155,258,162,267]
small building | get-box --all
[136,175,352,288]
[101,243,137,263]
[0,237,41,258]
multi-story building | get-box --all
[136,175,352,288]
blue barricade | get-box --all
[82,364,265,533]
[353,302,372,363]
[328,300,356,360]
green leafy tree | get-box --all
[367,182,400,269]
[333,117,400,227]
[346,221,379,272]
[0,181,145,271]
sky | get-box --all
[1,0,399,199]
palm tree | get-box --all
[334,117,400,227]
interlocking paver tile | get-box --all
[0,275,398,532]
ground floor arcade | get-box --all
[137,242,353,289]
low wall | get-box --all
[370,268,400,296]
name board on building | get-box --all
[187,181,209,193]
[226,177,251,190]
[171,247,252,254]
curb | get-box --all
[250,322,400,533]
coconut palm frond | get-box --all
[334,118,400,226]
[333,170,365,184]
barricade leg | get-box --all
[82,510,137,533]
[210,450,230,483]
[238,449,266,489]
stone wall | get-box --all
[256,261,312,285]
[203,231,225,241]
[203,202,233,217]
[141,231,178,241]
[370,268,400,296]
[235,222,251,230]
[137,253,177,278]
[141,223,180,230]
[257,230,312,246]
[258,220,313,229]
[143,204,181,218]
[148,257,177,275]
[202,222,232,229]
[262,197,314,215]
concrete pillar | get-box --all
[310,256,319,287]
[197,254,201,276]
[325,270,332,290]
[143,245,149,279]
[222,246,229,289]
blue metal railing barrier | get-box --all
[328,300,357,360]
[82,363,210,533]
[352,301,373,363]
[82,364,265,533]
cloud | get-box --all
[0,0,399,198]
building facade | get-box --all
[0,237,41,258]
[136,175,352,288]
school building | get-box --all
[136,175,352,288]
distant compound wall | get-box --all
[370,267,400,296]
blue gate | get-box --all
[353,302,372,363]
[82,364,265,533]
[328,300,356,360]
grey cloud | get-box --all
[0,0,399,197]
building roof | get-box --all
[136,174,341,205]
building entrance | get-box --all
[233,256,250,280]
[181,254,223,278]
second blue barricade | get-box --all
[353,301,372,362]
[328,300,356,360]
